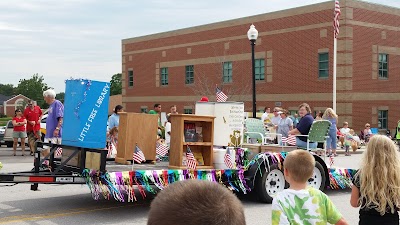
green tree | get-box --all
[0,84,16,96]
[16,73,50,108]
[56,92,65,103]
[110,73,122,96]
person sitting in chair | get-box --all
[364,123,372,143]
[288,103,317,149]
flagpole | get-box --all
[333,36,337,112]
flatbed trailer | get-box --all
[0,143,335,203]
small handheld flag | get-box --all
[281,135,297,146]
[216,86,228,102]
[133,144,146,164]
[186,146,197,170]
[329,154,335,167]
[224,148,234,169]
[156,142,169,157]
[55,147,63,157]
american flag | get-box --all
[106,143,115,158]
[55,147,62,157]
[133,145,146,164]
[224,148,234,169]
[333,0,341,38]
[329,154,335,167]
[156,142,169,156]
[281,135,297,146]
[186,146,197,170]
[216,86,228,102]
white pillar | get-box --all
[333,37,337,112]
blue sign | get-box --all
[62,79,110,148]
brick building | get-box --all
[108,94,122,115]
[0,94,32,117]
[121,0,400,132]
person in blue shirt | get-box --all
[108,105,123,131]
[288,103,317,149]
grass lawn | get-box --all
[0,117,11,126]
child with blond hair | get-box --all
[343,129,355,156]
[322,108,338,157]
[106,127,118,158]
[350,135,400,224]
[272,150,348,225]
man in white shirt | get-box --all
[261,107,271,124]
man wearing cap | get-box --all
[271,107,282,126]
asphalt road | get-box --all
[0,146,363,225]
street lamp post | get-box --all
[247,24,258,118]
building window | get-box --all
[318,53,329,78]
[184,108,193,114]
[160,67,168,86]
[223,62,232,83]
[140,107,148,113]
[378,110,388,129]
[185,65,194,84]
[378,53,388,79]
[128,70,134,87]
[289,110,297,116]
[255,59,265,81]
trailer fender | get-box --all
[311,155,330,190]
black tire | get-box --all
[6,141,13,148]
[255,164,287,203]
[308,161,326,191]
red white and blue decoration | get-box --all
[186,146,197,170]
[81,148,356,202]
[132,145,146,164]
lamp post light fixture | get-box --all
[247,24,258,118]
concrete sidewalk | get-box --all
[334,146,365,155]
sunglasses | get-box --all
[366,126,370,127]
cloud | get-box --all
[0,22,44,32]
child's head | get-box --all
[147,179,246,225]
[109,127,118,136]
[349,129,354,135]
[283,150,315,183]
[358,135,400,215]
[365,123,370,129]
[323,107,338,119]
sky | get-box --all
[0,0,399,93]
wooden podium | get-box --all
[115,112,158,165]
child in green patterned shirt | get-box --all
[271,150,349,225]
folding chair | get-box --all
[295,120,331,160]
[244,118,281,145]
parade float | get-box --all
[0,79,355,203]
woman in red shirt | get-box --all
[12,109,27,156]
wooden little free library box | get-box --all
[169,114,215,169]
